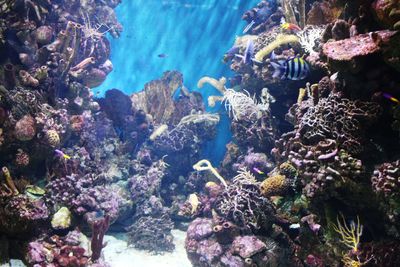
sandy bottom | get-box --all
[103,229,192,267]
[2,230,191,267]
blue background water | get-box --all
[95,0,259,163]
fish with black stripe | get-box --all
[270,52,310,80]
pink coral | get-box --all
[322,30,397,61]
[15,149,30,166]
[14,115,36,141]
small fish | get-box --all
[55,149,71,160]
[280,18,301,32]
[224,45,240,62]
[235,40,261,65]
[243,20,256,34]
[25,185,46,196]
[281,22,301,32]
[289,223,301,229]
[383,92,400,104]
[158,53,168,58]
[270,52,310,80]
[243,5,275,33]
[253,167,264,175]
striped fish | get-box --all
[270,55,310,80]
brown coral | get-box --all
[14,115,36,141]
[260,174,289,197]
[70,115,84,132]
[45,130,60,147]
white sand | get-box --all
[103,230,192,267]
[2,230,191,267]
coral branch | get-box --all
[193,159,227,187]
[90,215,110,262]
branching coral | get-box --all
[127,214,175,253]
[371,160,400,197]
[215,168,276,231]
[197,76,226,94]
[333,214,363,253]
[222,89,271,121]
[296,93,381,155]
[297,26,325,55]
[193,159,227,187]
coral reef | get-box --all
[26,230,90,267]
[0,0,400,266]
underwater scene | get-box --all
[1,0,400,266]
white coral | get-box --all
[297,26,324,55]
[222,89,271,121]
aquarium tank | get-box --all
[1,0,400,266]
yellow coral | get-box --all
[149,124,168,141]
[260,174,288,197]
[2,167,19,195]
[197,76,226,94]
[342,254,366,267]
[188,193,199,214]
[45,130,60,147]
[297,88,306,104]
[51,207,72,230]
[254,34,300,62]
[332,214,363,253]
[279,162,297,179]
[193,159,227,187]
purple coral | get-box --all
[371,160,400,197]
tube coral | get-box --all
[2,167,19,195]
[90,215,110,262]
[19,70,39,87]
[254,34,300,61]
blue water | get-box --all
[95,0,259,163]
